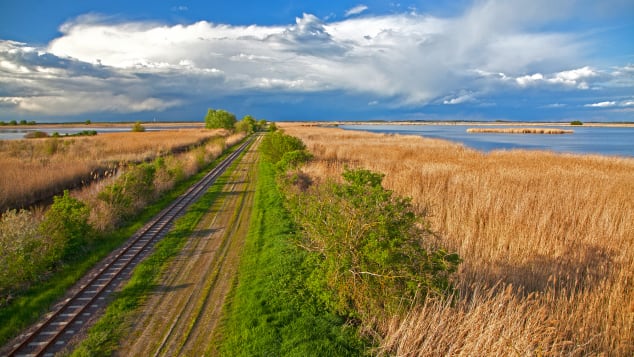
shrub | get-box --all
[287,168,460,319]
[260,131,308,165]
[0,210,51,297]
[131,121,146,132]
[24,131,49,139]
[570,120,583,126]
[98,163,156,223]
[40,190,92,260]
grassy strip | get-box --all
[216,160,366,356]
[71,173,230,356]
[0,139,247,348]
[70,146,249,356]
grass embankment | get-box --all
[0,138,246,350]
[466,127,574,134]
[216,159,365,356]
[0,129,233,211]
[70,156,240,356]
[280,123,634,355]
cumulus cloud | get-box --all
[345,5,368,17]
[0,0,632,118]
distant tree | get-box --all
[0,121,6,126]
[27,121,36,125]
[570,120,583,126]
[204,109,237,130]
[85,119,92,125]
[131,121,146,132]
[235,115,256,133]
[257,119,267,131]
[9,120,17,126]
[19,120,27,125]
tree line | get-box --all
[204,108,267,133]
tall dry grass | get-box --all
[0,129,228,211]
[279,123,634,355]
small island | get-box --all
[467,127,574,134]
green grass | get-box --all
[0,138,248,348]
[217,160,366,356]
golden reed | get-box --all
[280,123,634,356]
[0,129,229,211]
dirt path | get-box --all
[116,139,259,356]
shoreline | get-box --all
[323,121,634,128]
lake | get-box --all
[339,124,634,158]
[0,124,202,140]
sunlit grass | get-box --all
[280,123,634,355]
[0,129,232,211]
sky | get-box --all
[0,0,633,122]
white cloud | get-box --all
[585,101,617,107]
[345,5,368,17]
[443,93,475,105]
[516,73,544,87]
[1,0,632,117]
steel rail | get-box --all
[6,136,254,357]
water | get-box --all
[339,124,634,157]
[0,125,202,140]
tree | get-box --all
[235,115,256,133]
[205,108,236,130]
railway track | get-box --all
[5,136,255,357]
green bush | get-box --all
[0,210,51,297]
[98,163,156,223]
[287,168,460,319]
[40,190,92,260]
[235,115,256,133]
[131,121,146,132]
[570,120,583,126]
[260,131,308,165]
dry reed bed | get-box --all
[467,127,574,134]
[279,123,634,355]
[0,129,227,211]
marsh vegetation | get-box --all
[0,129,231,211]
[280,123,634,355]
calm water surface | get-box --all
[0,125,201,140]
[340,124,634,157]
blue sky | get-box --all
[1,0,633,122]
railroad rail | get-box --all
[5,136,255,357]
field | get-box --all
[0,129,229,211]
[279,123,634,355]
